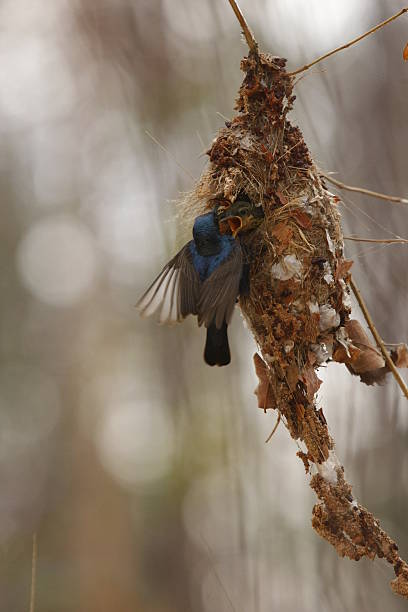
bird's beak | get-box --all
[227,216,243,238]
[219,215,243,237]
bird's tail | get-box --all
[204,321,231,366]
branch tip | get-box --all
[227,0,258,53]
[322,172,408,206]
[288,7,408,76]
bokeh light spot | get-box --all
[17,215,97,306]
[95,401,174,486]
[0,35,76,127]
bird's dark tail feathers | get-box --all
[204,321,231,366]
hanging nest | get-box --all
[181,49,408,598]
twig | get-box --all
[29,533,38,612]
[350,277,408,401]
[265,412,281,442]
[144,130,195,180]
[201,535,237,612]
[322,172,408,206]
[216,111,231,122]
[344,236,408,244]
[288,8,408,76]
[227,0,258,53]
[275,139,302,163]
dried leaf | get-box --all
[392,343,408,368]
[253,353,275,409]
[359,368,387,386]
[308,350,317,366]
[345,326,408,372]
[276,190,288,205]
[293,209,312,229]
[271,222,294,248]
[351,348,385,374]
[403,42,408,61]
[345,321,385,370]
[335,320,386,376]
[332,345,349,364]
[345,319,373,349]
[301,367,322,401]
[335,258,353,281]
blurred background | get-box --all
[1,0,407,610]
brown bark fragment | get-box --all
[391,567,408,598]
[311,471,408,598]
[301,367,322,402]
[296,450,311,473]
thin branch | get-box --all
[344,236,408,244]
[322,172,408,206]
[288,8,408,76]
[29,533,38,612]
[265,412,281,442]
[350,277,408,401]
[144,130,195,180]
[275,139,302,163]
[201,536,237,612]
[216,110,231,122]
[227,0,258,53]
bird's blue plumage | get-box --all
[189,211,236,281]
[138,208,250,366]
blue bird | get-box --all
[137,201,263,366]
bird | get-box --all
[137,200,263,366]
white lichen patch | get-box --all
[311,342,333,364]
[292,299,304,313]
[339,279,352,310]
[308,300,319,314]
[317,449,342,484]
[271,254,303,281]
[263,353,275,364]
[284,340,294,354]
[323,261,334,285]
[325,229,336,255]
[319,305,340,331]
[336,327,351,357]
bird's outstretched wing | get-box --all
[198,243,242,329]
[137,243,200,324]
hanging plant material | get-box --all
[179,4,408,598]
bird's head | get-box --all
[217,199,264,237]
